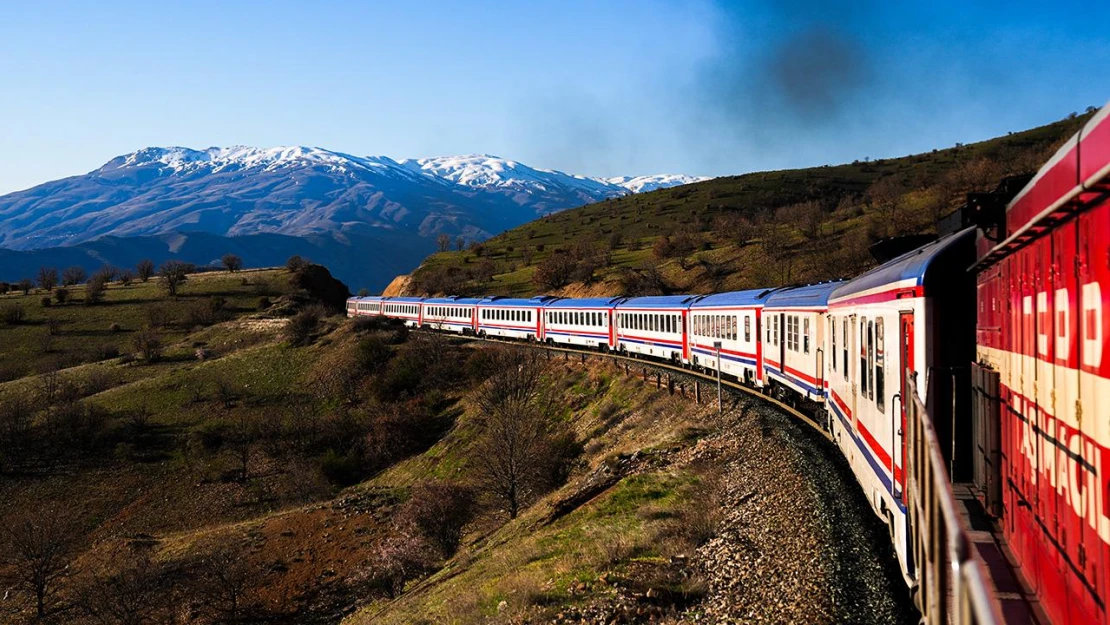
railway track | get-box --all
[449,332,833,442]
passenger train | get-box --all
[347,102,1110,625]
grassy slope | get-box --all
[347,361,716,624]
[406,113,1091,297]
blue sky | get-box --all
[0,0,1107,194]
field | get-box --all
[0,266,913,623]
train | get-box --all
[347,101,1110,624]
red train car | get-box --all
[973,102,1110,625]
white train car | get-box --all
[381,297,424,327]
[476,296,554,340]
[614,296,696,362]
[687,289,777,387]
[826,228,975,584]
[541,297,624,350]
[346,296,385,318]
[421,297,481,334]
[761,283,841,403]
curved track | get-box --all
[454,332,833,441]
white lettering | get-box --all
[1037,292,1049,356]
[1082,281,1103,369]
[1055,288,1070,362]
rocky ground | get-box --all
[544,388,916,625]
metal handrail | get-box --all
[905,373,1001,625]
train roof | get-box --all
[383,296,424,303]
[617,295,701,309]
[830,228,974,302]
[477,296,558,307]
[422,297,483,305]
[544,297,626,308]
[347,295,384,301]
[764,282,843,309]
[689,288,777,308]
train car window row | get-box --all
[385,304,417,315]
[617,313,680,333]
[692,314,740,341]
[480,309,533,323]
[429,306,473,318]
[545,311,607,327]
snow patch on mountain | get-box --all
[604,174,710,193]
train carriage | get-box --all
[381,297,424,327]
[541,297,624,350]
[614,296,697,361]
[972,101,1110,625]
[347,295,385,318]
[687,289,776,386]
[828,228,976,585]
[421,297,481,334]
[761,283,840,403]
[476,296,554,340]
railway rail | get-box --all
[451,331,1001,624]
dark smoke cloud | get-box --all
[698,0,882,136]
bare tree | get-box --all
[454,236,465,251]
[192,540,259,623]
[397,481,477,558]
[436,233,452,253]
[221,254,243,272]
[84,276,107,305]
[470,348,574,518]
[75,545,167,625]
[0,505,81,619]
[17,278,33,295]
[37,267,58,292]
[135,260,154,283]
[158,260,189,296]
[62,266,87,287]
[132,328,163,363]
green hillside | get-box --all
[405,112,1093,298]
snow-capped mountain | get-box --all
[603,174,709,193]
[0,146,708,289]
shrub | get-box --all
[285,309,320,346]
[285,255,307,272]
[257,297,271,311]
[108,322,122,333]
[40,296,52,307]
[221,254,243,272]
[319,449,364,486]
[84,277,106,305]
[136,259,154,283]
[356,335,393,375]
[62,266,87,286]
[48,318,62,336]
[0,282,9,294]
[398,481,478,558]
[2,304,25,325]
[158,260,189,296]
[54,288,69,304]
[132,328,163,363]
[147,303,173,328]
[119,270,134,286]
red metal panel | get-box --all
[1081,106,1110,186]
[1008,138,1080,237]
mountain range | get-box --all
[0,146,705,290]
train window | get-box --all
[867,321,875,401]
[803,317,810,354]
[744,316,751,342]
[875,318,885,413]
[842,318,849,380]
[860,319,867,396]
[831,317,837,371]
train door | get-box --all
[897,311,914,501]
[779,312,786,373]
[755,310,763,384]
